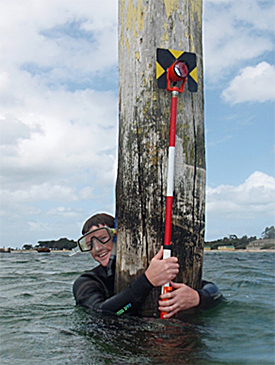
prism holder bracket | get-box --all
[156,48,198,93]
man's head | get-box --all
[82,213,115,234]
[81,213,115,267]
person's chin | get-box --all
[97,252,111,267]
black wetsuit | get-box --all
[73,257,223,316]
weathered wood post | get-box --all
[116,0,205,318]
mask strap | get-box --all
[106,242,116,277]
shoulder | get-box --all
[74,264,105,281]
[201,280,221,296]
[73,264,110,304]
[197,280,224,310]
[73,265,105,291]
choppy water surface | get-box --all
[0,251,274,365]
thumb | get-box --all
[154,246,163,260]
[170,281,183,289]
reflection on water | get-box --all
[70,308,219,365]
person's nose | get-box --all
[92,239,103,253]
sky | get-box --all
[0,0,274,249]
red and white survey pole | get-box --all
[160,60,188,319]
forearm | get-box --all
[99,274,153,315]
[74,274,153,316]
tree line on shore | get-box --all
[23,238,77,251]
[205,226,275,250]
[205,234,257,250]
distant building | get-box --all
[0,247,11,253]
[247,239,275,250]
[217,245,235,251]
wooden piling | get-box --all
[116,0,205,318]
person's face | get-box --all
[88,224,113,267]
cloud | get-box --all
[0,182,78,204]
[207,171,275,214]
[206,171,275,238]
[221,62,275,104]
[0,0,118,195]
[27,220,51,233]
[207,134,233,147]
[204,0,274,83]
[0,1,119,247]
[0,87,118,189]
[47,206,80,218]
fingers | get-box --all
[159,283,200,315]
[158,256,178,271]
[164,256,178,263]
[153,247,178,263]
[162,262,179,278]
[160,288,175,300]
[158,301,179,319]
[162,258,179,270]
[163,264,179,284]
[145,249,179,287]
[170,281,184,289]
[159,308,178,319]
[158,295,175,305]
[154,246,163,260]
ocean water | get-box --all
[0,251,274,365]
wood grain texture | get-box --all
[116,0,205,318]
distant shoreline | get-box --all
[204,249,275,253]
[4,248,275,253]
[6,249,71,253]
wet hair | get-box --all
[82,213,115,235]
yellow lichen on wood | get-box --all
[162,31,169,43]
[126,38,130,55]
[189,33,195,53]
[136,0,145,31]
[121,0,147,56]
[119,0,126,24]
[126,0,145,34]
[191,0,202,25]
[142,100,150,115]
[164,0,179,19]
[119,0,126,54]
[126,0,138,37]
[161,21,169,44]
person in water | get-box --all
[73,213,223,318]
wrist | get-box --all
[145,269,155,286]
[193,290,200,307]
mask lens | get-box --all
[77,227,115,252]
[95,229,111,244]
[78,235,92,252]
